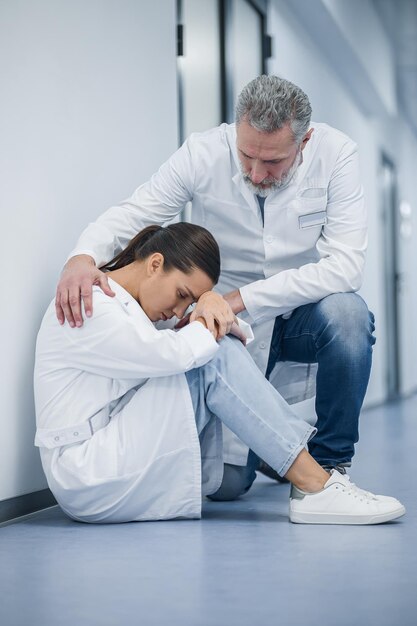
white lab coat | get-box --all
[34,279,228,523]
[69,122,367,465]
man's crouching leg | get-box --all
[207,451,259,501]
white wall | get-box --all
[181,0,222,138]
[268,0,417,403]
[0,0,178,501]
[322,0,397,115]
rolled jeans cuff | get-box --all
[278,425,317,477]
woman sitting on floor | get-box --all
[34,223,405,525]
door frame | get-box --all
[380,151,401,400]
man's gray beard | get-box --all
[240,149,302,198]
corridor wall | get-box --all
[0,0,178,503]
[268,0,417,403]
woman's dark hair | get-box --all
[100,223,220,284]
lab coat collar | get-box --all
[107,277,155,327]
[225,122,240,173]
[226,124,260,212]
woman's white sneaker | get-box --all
[289,470,406,525]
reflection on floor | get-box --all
[1,395,416,626]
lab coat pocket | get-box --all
[298,210,327,230]
[293,195,328,230]
[286,196,327,257]
[296,187,327,230]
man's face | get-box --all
[236,119,312,197]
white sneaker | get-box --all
[289,470,406,525]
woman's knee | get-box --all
[207,334,251,373]
[216,334,246,356]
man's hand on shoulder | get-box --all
[55,254,115,328]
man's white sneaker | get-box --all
[289,469,406,525]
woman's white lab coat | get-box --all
[34,279,226,523]
[67,122,367,466]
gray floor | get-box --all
[1,396,417,626]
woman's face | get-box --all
[138,254,214,322]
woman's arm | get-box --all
[48,295,219,380]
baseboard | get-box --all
[0,489,57,525]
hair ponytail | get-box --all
[100,225,163,272]
[100,222,221,284]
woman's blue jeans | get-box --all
[204,292,376,501]
[185,336,316,489]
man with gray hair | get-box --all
[56,75,375,514]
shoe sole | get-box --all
[289,504,406,525]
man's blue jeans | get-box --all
[208,292,376,501]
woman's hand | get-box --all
[182,303,247,345]
[55,255,115,327]
[194,316,246,344]
[228,321,247,345]
[190,292,235,340]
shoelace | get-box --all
[336,474,377,501]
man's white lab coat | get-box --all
[34,279,225,523]
[68,122,367,466]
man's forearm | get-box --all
[238,248,365,326]
[223,289,246,315]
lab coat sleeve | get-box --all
[239,141,367,324]
[67,139,196,267]
[60,297,218,379]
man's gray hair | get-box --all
[235,75,312,144]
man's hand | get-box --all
[55,255,115,327]
[190,292,235,340]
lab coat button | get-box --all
[54,436,60,441]
[259,342,266,349]
[265,236,273,243]
[73,432,79,437]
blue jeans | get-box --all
[185,336,316,493]
[208,292,376,501]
